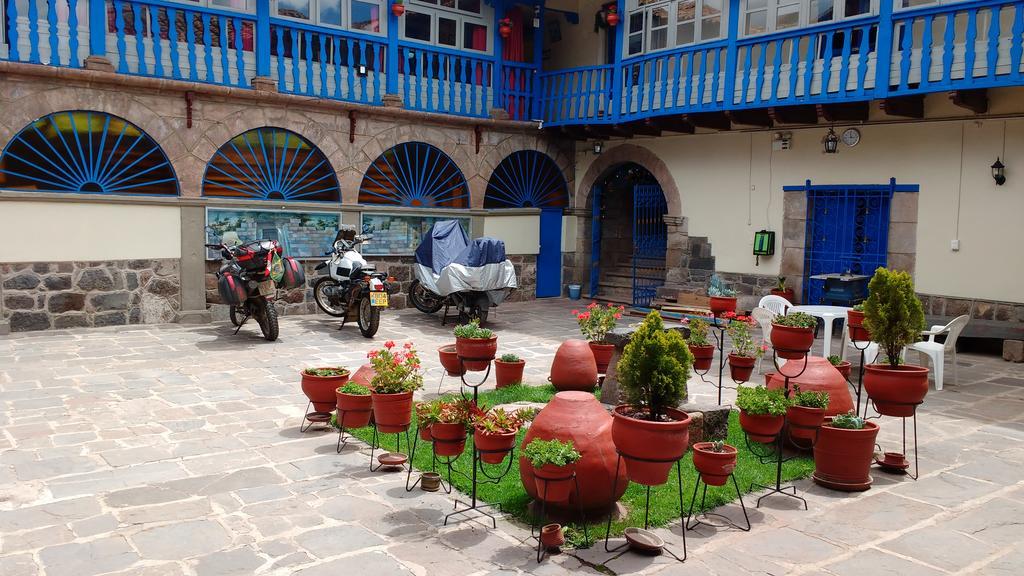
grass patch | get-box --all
[347,384,814,542]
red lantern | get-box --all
[605,7,620,27]
[392,1,405,17]
[499,18,513,39]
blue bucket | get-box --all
[568,284,582,300]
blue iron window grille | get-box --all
[202,127,341,201]
[359,141,469,208]
[484,150,568,209]
[0,111,179,195]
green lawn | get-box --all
[347,384,814,543]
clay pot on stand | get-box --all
[494,358,525,388]
[371,391,414,433]
[832,360,852,380]
[438,344,466,377]
[692,442,738,486]
[611,406,692,486]
[589,341,615,374]
[709,296,737,315]
[813,419,880,491]
[549,339,598,392]
[456,335,498,372]
[739,410,784,443]
[770,288,795,303]
[391,2,405,17]
[689,344,715,371]
[301,369,350,412]
[534,462,576,502]
[847,309,871,342]
[430,422,467,457]
[540,524,565,551]
[418,423,433,442]
[335,389,372,429]
[770,324,814,359]
[786,405,825,441]
[474,428,518,464]
[727,353,756,382]
[863,364,930,417]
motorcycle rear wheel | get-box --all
[254,298,280,341]
[409,280,444,314]
[313,277,347,317]
[358,296,380,338]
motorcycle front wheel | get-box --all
[313,277,347,317]
[409,280,445,314]
[253,298,280,341]
[358,296,380,338]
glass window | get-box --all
[677,0,695,45]
[464,22,487,51]
[406,10,432,41]
[777,0,800,29]
[278,0,310,19]
[810,0,834,23]
[319,0,342,26]
[458,0,480,13]
[745,8,767,34]
[403,0,492,52]
[845,0,870,17]
[701,0,722,40]
[650,7,669,50]
[628,12,645,55]
[438,16,457,46]
[351,0,380,32]
[210,0,253,11]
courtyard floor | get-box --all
[1,298,1023,575]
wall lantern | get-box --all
[596,3,618,30]
[593,141,603,155]
[605,6,619,26]
[391,0,405,17]
[823,127,839,154]
[499,17,513,39]
[534,6,541,28]
[991,157,1006,185]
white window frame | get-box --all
[401,0,493,54]
[273,0,388,36]
[624,0,728,58]
[739,0,879,37]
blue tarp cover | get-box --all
[415,220,469,274]
[452,238,507,268]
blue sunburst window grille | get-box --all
[0,111,179,195]
[484,150,568,209]
[359,142,469,208]
[202,128,340,202]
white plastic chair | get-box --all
[757,295,791,317]
[840,323,880,365]
[906,315,969,391]
[751,306,785,372]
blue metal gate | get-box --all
[632,184,668,306]
[589,185,603,298]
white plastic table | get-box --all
[788,305,851,358]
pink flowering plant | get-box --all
[367,341,424,394]
[725,315,766,359]
[573,302,625,343]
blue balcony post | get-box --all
[873,0,895,98]
[386,5,400,99]
[609,0,625,120]
[532,4,544,120]
[493,6,505,114]
[255,0,271,80]
[722,0,740,107]
[84,0,113,70]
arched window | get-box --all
[359,142,469,208]
[202,127,340,201]
[0,111,179,195]
[484,150,568,208]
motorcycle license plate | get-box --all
[258,280,276,296]
[369,292,389,307]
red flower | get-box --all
[587,302,598,309]
[403,342,413,349]
[384,340,395,349]
[614,313,622,319]
[572,309,579,316]
[368,350,379,358]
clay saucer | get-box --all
[875,452,910,472]
[624,528,664,554]
[305,412,332,423]
[377,452,408,467]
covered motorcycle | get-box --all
[409,220,517,324]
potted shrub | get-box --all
[611,310,693,486]
[415,399,442,442]
[604,5,620,26]
[335,381,372,429]
[494,353,525,388]
[473,408,523,464]
[686,317,715,371]
[454,319,497,372]
[726,315,764,382]
[523,438,581,502]
[301,367,351,412]
[692,440,738,486]
[771,276,795,303]
[391,0,405,17]
[827,354,852,380]
[771,311,817,359]
[708,274,737,315]
[430,399,475,457]
[573,302,624,373]
[368,341,423,434]
[847,303,871,342]
[736,385,789,443]
[437,344,465,377]
[861,268,929,417]
[813,411,880,491]
[787,386,829,441]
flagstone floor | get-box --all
[1,299,1023,575]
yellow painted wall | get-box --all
[544,0,608,71]
[483,214,541,255]
[0,201,182,261]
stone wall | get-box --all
[1,260,180,332]
[919,294,1024,326]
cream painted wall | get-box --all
[544,0,607,71]
[574,118,1024,303]
[0,201,182,262]
[483,214,541,255]
[562,214,578,252]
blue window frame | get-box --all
[0,110,179,195]
[202,127,341,201]
[484,150,568,208]
[359,141,469,208]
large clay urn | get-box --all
[519,391,627,511]
[767,356,853,416]
[549,340,598,392]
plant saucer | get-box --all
[624,527,664,554]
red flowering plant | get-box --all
[573,302,625,344]
[367,341,424,394]
[725,314,766,358]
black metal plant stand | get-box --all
[692,314,744,406]
[849,338,874,417]
[368,422,413,473]
[335,406,373,453]
[865,399,921,481]
[603,453,687,563]
[685,472,751,532]
[530,473,590,562]
[404,429,456,494]
[299,401,332,433]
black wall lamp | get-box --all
[991,157,1006,185]
[593,141,603,155]
[823,127,839,154]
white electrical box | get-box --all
[951,239,960,251]
[772,132,792,151]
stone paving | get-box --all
[1,298,1023,575]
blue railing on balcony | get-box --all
[398,42,493,118]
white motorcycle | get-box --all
[312,227,394,338]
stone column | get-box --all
[780,191,807,300]
[178,206,212,324]
[341,207,361,227]
[567,208,591,290]
[469,210,487,239]
[0,275,9,335]
[663,214,690,288]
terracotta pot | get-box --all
[540,524,565,551]
[475,428,518,464]
[456,336,497,371]
[727,353,756,382]
[418,423,432,442]
[519,391,627,511]
[335,390,372,429]
[611,406,691,486]
[786,405,825,441]
[391,2,405,17]
[534,462,576,502]
[421,472,441,492]
[832,360,852,380]
[438,344,466,377]
[549,339,598,392]
[605,12,620,26]
[847,309,871,342]
[739,410,784,443]
[689,344,715,371]
[499,24,512,38]
[770,324,814,359]
[351,364,376,388]
[430,422,467,457]
[301,369,350,412]
[863,364,930,417]
[589,341,615,373]
[709,296,737,315]
[371,391,413,433]
[813,420,880,491]
[692,442,738,486]
[770,288,795,304]
[494,359,525,388]
[766,357,853,416]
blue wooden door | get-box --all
[632,184,668,306]
[589,185,603,298]
[537,208,563,297]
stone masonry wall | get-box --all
[1,260,180,332]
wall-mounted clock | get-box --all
[841,128,861,147]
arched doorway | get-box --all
[589,163,668,306]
